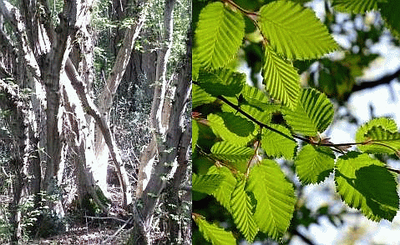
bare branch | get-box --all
[99,0,151,114]
[64,58,131,208]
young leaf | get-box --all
[356,118,400,154]
[332,0,378,13]
[258,0,338,60]
[294,144,335,184]
[211,141,254,173]
[335,152,399,221]
[262,46,300,109]
[284,88,334,136]
[193,173,225,195]
[193,214,237,245]
[208,112,257,146]
[193,84,215,109]
[261,124,297,160]
[194,2,245,69]
[197,69,245,97]
[230,178,258,242]
[208,166,237,212]
[246,160,296,240]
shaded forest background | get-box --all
[0,0,191,244]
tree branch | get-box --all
[352,67,400,93]
[64,58,131,208]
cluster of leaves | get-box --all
[192,0,400,244]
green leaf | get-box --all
[230,178,258,242]
[261,124,297,160]
[197,69,245,97]
[262,46,300,109]
[335,152,399,221]
[193,120,199,151]
[211,141,254,173]
[356,118,400,154]
[208,166,237,212]
[193,84,216,108]
[246,160,295,240]
[208,112,257,146]
[193,214,237,245]
[258,0,338,60]
[284,88,334,136]
[294,144,335,184]
[194,2,245,69]
[193,173,225,195]
[332,0,378,13]
[221,86,277,125]
[379,0,400,39]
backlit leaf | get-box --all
[335,152,399,221]
[211,141,254,173]
[194,2,245,69]
[230,178,258,242]
[284,88,334,136]
[197,69,245,97]
[262,46,300,109]
[258,0,338,60]
[246,160,295,240]
[192,173,225,195]
[208,112,257,146]
[261,124,297,160]
[356,118,400,154]
[295,144,335,184]
[208,166,237,212]
[193,214,237,245]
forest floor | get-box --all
[26,224,131,244]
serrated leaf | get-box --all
[193,120,199,151]
[211,141,254,173]
[335,152,399,221]
[194,215,237,245]
[230,179,258,242]
[246,160,295,240]
[332,0,378,13]
[356,118,400,154]
[193,84,216,108]
[220,86,275,125]
[295,144,335,184]
[192,173,225,195]
[284,88,334,136]
[262,46,300,109]
[197,69,245,97]
[208,166,237,212]
[261,124,297,160]
[208,112,257,146]
[194,2,245,69]
[258,0,338,60]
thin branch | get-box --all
[352,67,400,93]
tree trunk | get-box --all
[129,0,192,242]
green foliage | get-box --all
[262,46,300,109]
[258,0,338,60]
[295,144,335,184]
[335,152,399,221]
[284,88,334,136]
[194,214,237,245]
[193,0,400,243]
[194,2,245,70]
[246,160,296,240]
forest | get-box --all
[192,0,400,244]
[0,0,191,244]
